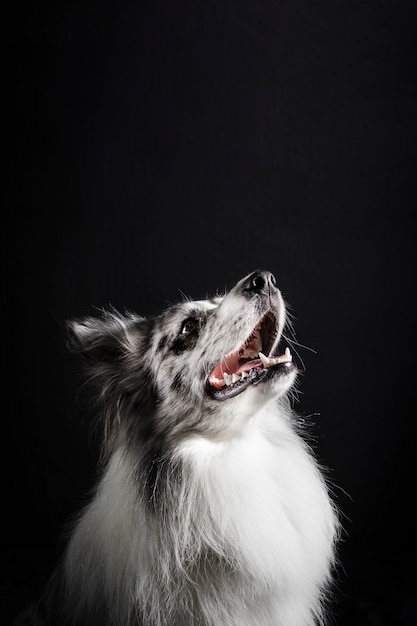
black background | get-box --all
[4,1,417,624]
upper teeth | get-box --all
[212,348,292,388]
[258,348,292,368]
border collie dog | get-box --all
[20,270,339,626]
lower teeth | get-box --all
[213,348,292,389]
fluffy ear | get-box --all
[66,309,143,362]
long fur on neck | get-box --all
[61,406,337,626]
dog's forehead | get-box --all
[191,297,222,312]
[167,296,222,318]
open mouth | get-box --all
[207,312,294,400]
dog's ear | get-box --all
[66,309,143,363]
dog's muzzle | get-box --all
[207,271,295,401]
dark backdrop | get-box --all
[5,1,417,624]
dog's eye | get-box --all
[172,315,202,354]
[181,318,198,335]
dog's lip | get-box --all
[207,311,293,399]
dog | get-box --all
[18,270,339,625]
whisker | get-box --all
[282,313,317,371]
[283,335,308,371]
[286,336,318,355]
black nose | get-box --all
[241,270,277,296]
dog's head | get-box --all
[67,271,297,444]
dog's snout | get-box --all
[241,270,277,296]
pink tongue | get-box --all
[210,353,240,380]
[210,353,263,381]
[236,359,262,374]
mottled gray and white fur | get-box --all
[21,270,339,626]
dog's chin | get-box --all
[207,361,297,402]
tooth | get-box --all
[232,373,240,383]
[285,347,292,360]
[223,372,232,385]
[212,377,225,387]
[241,370,247,379]
[258,352,270,368]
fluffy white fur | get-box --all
[64,416,337,625]
[20,270,339,626]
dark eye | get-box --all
[172,315,202,354]
[181,318,198,334]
